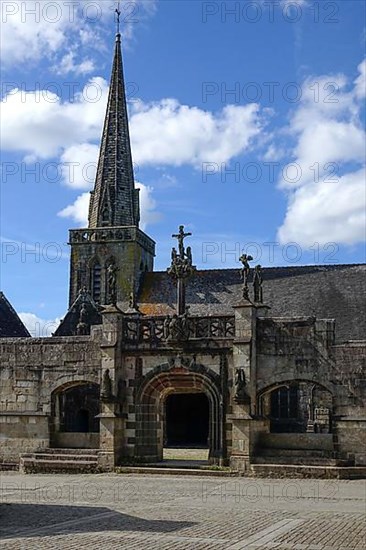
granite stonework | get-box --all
[1,34,365,475]
[0,335,101,462]
[1,299,365,471]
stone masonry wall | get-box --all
[0,335,102,461]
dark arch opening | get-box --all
[258,381,333,433]
[60,383,100,433]
[165,393,209,447]
[75,409,90,433]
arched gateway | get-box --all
[50,381,100,449]
[135,363,223,463]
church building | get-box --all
[1,30,365,476]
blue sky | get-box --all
[1,0,365,335]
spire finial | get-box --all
[115,1,121,36]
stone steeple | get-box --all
[67,32,155,308]
[88,33,140,228]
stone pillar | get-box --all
[97,305,125,470]
[229,300,270,472]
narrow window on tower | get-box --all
[101,205,110,227]
[91,263,102,303]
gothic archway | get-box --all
[50,381,100,449]
[258,380,333,433]
[135,363,223,463]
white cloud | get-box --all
[58,192,91,226]
[58,182,160,231]
[276,60,366,247]
[60,143,99,189]
[278,168,366,246]
[354,59,366,99]
[2,84,264,169]
[263,144,287,161]
[56,52,95,76]
[137,182,162,230]
[0,0,157,68]
[130,100,263,167]
[1,78,109,159]
[19,312,61,337]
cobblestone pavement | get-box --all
[0,472,365,549]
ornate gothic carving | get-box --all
[101,369,114,401]
[234,368,250,404]
[253,264,263,303]
[122,315,235,345]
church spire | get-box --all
[88,30,140,228]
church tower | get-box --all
[68,32,155,307]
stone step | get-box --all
[257,448,336,458]
[252,456,352,467]
[250,464,366,479]
[0,462,18,471]
[116,466,235,477]
[22,453,98,462]
[39,448,100,455]
[20,457,99,474]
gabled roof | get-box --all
[0,292,31,338]
[53,289,102,337]
[138,264,366,343]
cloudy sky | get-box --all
[1,0,365,335]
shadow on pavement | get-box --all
[0,503,196,539]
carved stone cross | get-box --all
[168,225,196,315]
[172,225,192,259]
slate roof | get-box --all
[138,264,366,343]
[54,290,102,337]
[0,292,31,338]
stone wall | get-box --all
[0,336,101,461]
[0,309,365,468]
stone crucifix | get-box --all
[172,225,192,258]
[168,225,196,316]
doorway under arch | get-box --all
[165,392,209,447]
[136,366,223,464]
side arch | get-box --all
[257,379,334,434]
[50,380,100,448]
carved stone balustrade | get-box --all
[69,226,155,255]
[121,315,235,347]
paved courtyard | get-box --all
[0,472,365,549]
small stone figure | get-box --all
[163,316,171,339]
[78,286,89,298]
[166,311,190,341]
[76,303,89,335]
[180,310,190,340]
[234,368,250,404]
[107,263,118,305]
[167,314,180,341]
[101,369,113,400]
[186,246,192,266]
[239,254,253,300]
[129,291,139,312]
[253,264,263,303]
